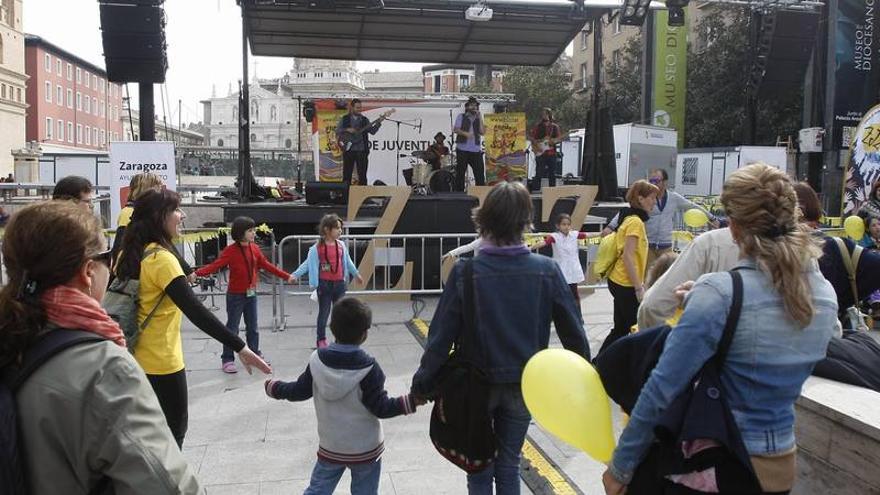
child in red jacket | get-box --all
[196,216,294,373]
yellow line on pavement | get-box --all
[409,318,581,495]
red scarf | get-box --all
[41,285,126,348]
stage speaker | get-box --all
[748,10,819,98]
[582,107,618,201]
[99,5,165,33]
[305,181,348,205]
[99,2,168,83]
[104,58,168,84]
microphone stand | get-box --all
[384,117,421,186]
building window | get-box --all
[612,49,622,69]
[57,120,64,142]
[76,124,82,143]
[67,89,73,108]
[1,84,5,99]
[100,78,105,93]
[44,81,51,102]
[93,75,97,89]
[56,85,62,106]
[101,129,106,145]
[614,17,621,34]
[67,63,73,80]
[581,63,588,89]
[217,138,224,147]
[460,75,470,90]
[270,104,277,122]
[16,87,20,102]
[68,122,73,143]
[433,75,441,93]
[285,138,292,148]
[681,157,698,185]
[84,71,90,88]
[250,133,257,141]
[45,117,53,140]
[85,126,91,145]
[44,54,51,72]
[92,97,97,115]
[56,59,62,76]
[76,68,81,84]
[84,96,90,114]
[101,101,105,117]
[76,92,82,110]
[93,128,98,146]
[581,30,589,50]
[113,105,118,121]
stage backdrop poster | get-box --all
[652,9,687,149]
[315,109,348,182]
[484,113,527,185]
[842,104,880,215]
[108,141,176,229]
[834,0,880,149]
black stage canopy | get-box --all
[240,0,596,66]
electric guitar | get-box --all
[531,137,556,155]
[339,109,396,152]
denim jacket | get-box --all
[411,244,590,395]
[610,259,838,483]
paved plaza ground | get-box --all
[180,286,620,494]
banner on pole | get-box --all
[833,0,880,149]
[842,103,880,215]
[108,141,176,229]
[651,10,688,149]
[484,112,528,185]
[315,109,349,182]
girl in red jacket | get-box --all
[196,216,294,373]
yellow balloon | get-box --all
[844,215,866,240]
[521,349,615,463]
[683,208,709,228]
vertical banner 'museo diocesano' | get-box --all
[109,141,177,229]
[652,9,687,149]
[484,113,527,185]
[834,0,880,149]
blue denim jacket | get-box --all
[610,259,838,483]
[411,244,590,394]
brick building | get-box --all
[422,64,504,94]
[24,34,124,151]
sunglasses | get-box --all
[91,249,112,266]
[648,177,664,185]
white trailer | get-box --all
[613,124,678,188]
[674,146,787,196]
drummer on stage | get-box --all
[426,132,450,171]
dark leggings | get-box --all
[147,369,188,448]
[599,279,639,356]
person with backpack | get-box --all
[597,179,659,356]
[0,201,201,494]
[114,189,271,447]
[195,216,294,373]
[602,164,839,495]
[411,182,590,495]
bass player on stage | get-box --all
[530,107,563,188]
[453,96,487,191]
[427,132,450,171]
[336,99,387,186]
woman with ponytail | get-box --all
[0,201,201,494]
[603,164,839,495]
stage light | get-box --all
[619,0,652,26]
[302,100,316,122]
[668,6,685,26]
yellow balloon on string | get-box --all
[521,349,615,463]
[683,209,709,228]
[844,215,866,240]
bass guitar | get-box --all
[339,109,396,152]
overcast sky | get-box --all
[23,0,424,125]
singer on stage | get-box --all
[336,99,383,186]
[453,97,486,191]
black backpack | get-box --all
[0,330,106,495]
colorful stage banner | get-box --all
[843,103,880,215]
[833,0,880,149]
[651,10,687,149]
[484,112,527,185]
[315,109,348,182]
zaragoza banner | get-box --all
[652,10,687,149]
[484,113,528,185]
[842,103,880,215]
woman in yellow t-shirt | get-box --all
[111,172,164,268]
[114,189,271,447]
[598,179,659,355]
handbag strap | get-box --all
[712,269,744,368]
[833,237,862,305]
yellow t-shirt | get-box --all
[134,243,185,375]
[608,215,648,288]
[117,206,134,228]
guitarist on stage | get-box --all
[530,107,562,188]
[336,99,384,186]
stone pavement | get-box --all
[180,286,620,494]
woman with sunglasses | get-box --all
[0,201,201,494]
[114,189,271,447]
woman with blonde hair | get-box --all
[598,179,659,355]
[111,172,165,265]
[602,163,838,495]
[0,201,201,494]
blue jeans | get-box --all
[467,384,531,495]
[222,293,259,363]
[317,279,346,341]
[304,458,382,495]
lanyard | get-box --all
[322,240,340,274]
[657,191,668,212]
[237,243,255,286]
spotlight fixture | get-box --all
[668,6,685,26]
[620,0,652,26]
[465,2,493,22]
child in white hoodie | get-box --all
[265,297,422,494]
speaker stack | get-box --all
[98,0,168,83]
[747,10,819,99]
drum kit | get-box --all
[407,150,455,195]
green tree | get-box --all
[502,61,585,131]
[604,34,644,125]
